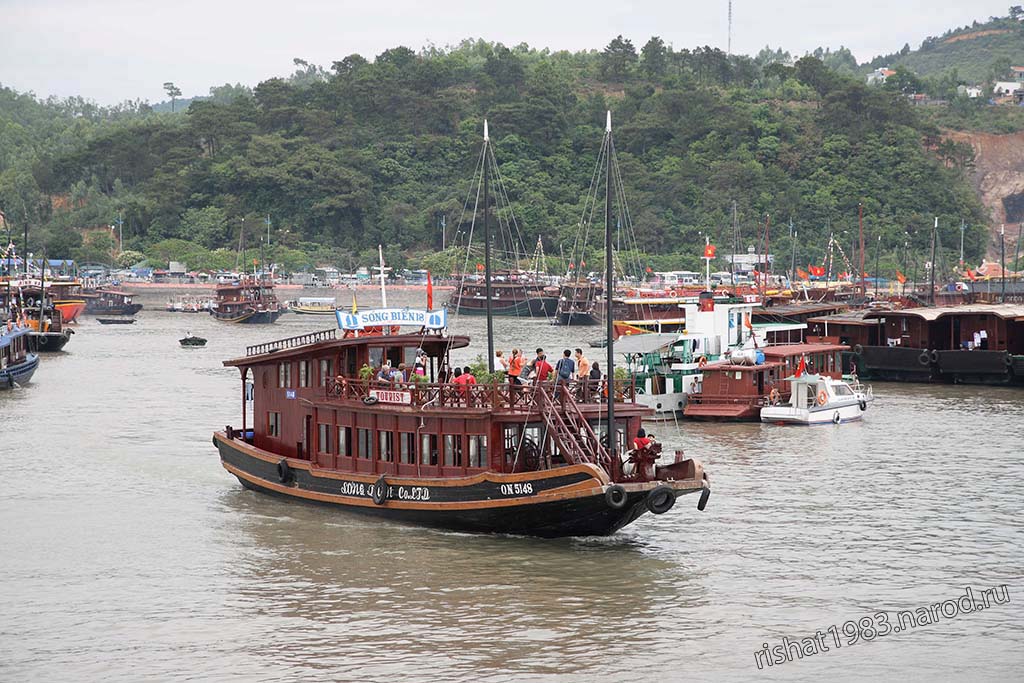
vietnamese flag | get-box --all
[426,269,434,309]
[743,313,753,330]
[645,266,653,273]
[796,267,809,279]
[795,356,807,377]
[966,268,977,281]
[568,262,575,269]
[476,263,484,272]
[703,244,717,259]
[895,270,907,284]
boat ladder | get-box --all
[533,386,611,473]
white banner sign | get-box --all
[336,308,447,330]
[370,389,412,405]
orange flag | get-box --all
[426,270,434,309]
[795,356,807,377]
[796,267,809,279]
[895,270,907,284]
[966,268,977,281]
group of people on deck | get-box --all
[496,347,603,388]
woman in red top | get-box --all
[633,428,653,451]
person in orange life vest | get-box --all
[507,348,525,385]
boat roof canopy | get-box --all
[615,333,682,355]
[762,342,848,357]
[863,303,1024,322]
[223,331,470,368]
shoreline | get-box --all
[123,282,456,291]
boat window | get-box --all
[833,384,853,396]
[338,426,350,456]
[379,430,394,462]
[318,423,330,453]
[444,435,463,467]
[357,429,374,459]
[369,347,383,369]
[468,435,488,468]
[267,412,281,438]
[319,359,332,387]
[299,360,310,388]
[420,433,439,465]
[399,432,415,464]
[278,362,292,388]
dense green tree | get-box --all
[600,35,638,81]
[640,37,668,78]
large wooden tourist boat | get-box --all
[450,272,554,317]
[0,321,39,388]
[1,281,75,351]
[808,303,1024,385]
[83,287,143,316]
[213,115,711,537]
[210,277,284,324]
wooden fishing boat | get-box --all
[179,333,207,346]
[450,273,554,317]
[97,317,136,325]
[210,278,283,324]
[0,322,39,388]
[84,287,143,316]
[288,297,339,315]
[213,115,711,537]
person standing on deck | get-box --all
[553,349,575,399]
[494,349,508,374]
[532,353,553,383]
[574,349,590,380]
[507,349,524,386]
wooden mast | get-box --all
[604,111,616,463]
[483,120,495,372]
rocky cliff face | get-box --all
[945,129,1024,258]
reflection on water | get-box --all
[1,288,1022,682]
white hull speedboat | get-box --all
[761,373,873,425]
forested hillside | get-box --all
[0,38,990,274]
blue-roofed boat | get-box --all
[0,322,40,388]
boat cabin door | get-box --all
[299,414,312,460]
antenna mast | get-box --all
[728,0,733,56]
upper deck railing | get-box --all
[324,376,636,412]
[246,329,336,357]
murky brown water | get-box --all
[1,287,1021,681]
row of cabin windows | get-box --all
[321,424,487,467]
[277,359,334,389]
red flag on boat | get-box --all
[795,356,807,377]
[581,260,586,268]
[895,270,907,284]
[808,264,825,277]
[966,268,977,281]
[838,271,847,279]
[703,244,717,259]
[476,263,484,271]
[743,313,753,330]
[568,262,575,269]
[645,266,653,273]
[796,267,809,279]
[426,270,434,309]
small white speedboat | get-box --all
[761,373,874,425]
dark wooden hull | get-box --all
[30,331,72,352]
[97,318,135,325]
[855,346,1021,385]
[0,353,39,388]
[452,297,551,317]
[211,308,283,324]
[87,302,143,316]
[214,432,706,538]
[555,310,600,326]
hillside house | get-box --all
[993,81,1021,96]
[866,68,896,85]
[956,85,983,98]
[1012,66,1024,84]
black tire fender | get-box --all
[1005,353,1014,367]
[832,411,841,424]
[918,351,931,366]
[645,484,676,515]
[362,396,379,405]
[697,486,711,511]
[605,484,628,509]
[277,459,294,484]
[854,343,864,355]
[371,476,387,505]
[859,400,867,411]
[929,350,939,363]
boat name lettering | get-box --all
[338,481,369,497]
[370,389,412,404]
[499,483,535,496]
[336,308,447,330]
[392,485,431,501]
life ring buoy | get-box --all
[816,390,828,406]
[645,485,676,515]
[371,476,387,505]
[929,350,939,363]
[1005,354,1014,367]
[697,356,708,369]
[362,395,379,405]
[854,344,864,355]
[955,283,964,291]
[832,411,841,424]
[918,351,931,366]
[605,484,628,509]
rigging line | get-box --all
[576,137,608,275]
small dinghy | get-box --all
[179,332,207,347]
[97,317,136,325]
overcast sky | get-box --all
[0,0,1011,104]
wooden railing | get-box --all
[246,329,336,356]
[325,376,636,411]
